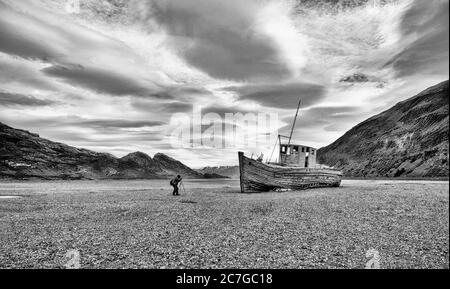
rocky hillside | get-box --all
[0,122,204,180]
[318,80,449,178]
[197,166,240,178]
[152,153,204,179]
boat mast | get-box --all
[287,98,302,147]
[268,98,301,164]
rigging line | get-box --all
[268,134,280,163]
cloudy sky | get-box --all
[0,0,448,167]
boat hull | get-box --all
[238,152,342,193]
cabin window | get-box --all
[306,147,310,153]
[301,147,305,153]
[311,149,315,155]
[293,146,299,153]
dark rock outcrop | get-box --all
[0,122,204,180]
[318,80,449,178]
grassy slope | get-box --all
[318,80,449,178]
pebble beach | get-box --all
[0,179,448,269]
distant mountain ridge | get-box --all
[2,81,448,180]
[318,80,449,178]
[0,122,204,180]
[197,166,240,178]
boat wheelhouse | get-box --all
[279,143,317,168]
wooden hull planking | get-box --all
[238,152,342,193]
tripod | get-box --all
[180,181,187,195]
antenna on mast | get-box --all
[287,98,301,146]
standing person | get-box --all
[170,175,183,196]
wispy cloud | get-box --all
[386,0,449,77]
[226,82,326,109]
[0,92,56,107]
[42,64,160,97]
[138,0,306,81]
[0,0,448,167]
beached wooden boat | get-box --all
[238,151,342,192]
[238,98,342,193]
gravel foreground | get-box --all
[0,179,448,269]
